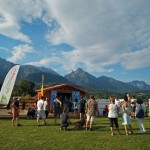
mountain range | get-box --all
[0,57,150,93]
[65,68,144,92]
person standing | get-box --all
[79,96,86,120]
[127,93,131,102]
[115,97,121,115]
[53,96,62,124]
[135,98,146,133]
[68,97,73,113]
[44,98,49,118]
[22,99,25,110]
[108,97,121,136]
[37,96,46,126]
[104,105,109,116]
[73,98,79,119]
[85,96,98,131]
[131,96,136,118]
[64,96,70,113]
[11,97,22,127]
[122,96,133,135]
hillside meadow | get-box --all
[0,117,150,150]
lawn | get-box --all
[0,116,150,150]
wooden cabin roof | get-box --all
[36,84,86,93]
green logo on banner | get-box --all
[0,95,7,102]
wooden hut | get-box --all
[36,84,86,112]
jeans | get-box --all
[136,118,145,132]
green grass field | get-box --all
[0,117,150,150]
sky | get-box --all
[0,0,150,84]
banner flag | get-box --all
[50,90,57,110]
[72,91,80,109]
[0,65,20,105]
[41,74,44,96]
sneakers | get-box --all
[138,130,146,134]
[44,122,47,126]
[85,127,92,131]
[128,131,133,135]
[111,133,114,136]
[89,128,92,131]
[64,127,67,131]
[60,127,67,131]
[17,124,22,127]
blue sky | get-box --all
[0,0,150,84]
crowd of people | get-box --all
[10,93,148,136]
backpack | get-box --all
[136,105,144,118]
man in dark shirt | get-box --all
[60,109,70,130]
[11,97,22,127]
[53,96,62,124]
[79,96,86,120]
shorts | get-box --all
[86,114,95,122]
[79,109,85,113]
[37,110,46,119]
[12,108,19,118]
[109,118,119,128]
[54,109,61,118]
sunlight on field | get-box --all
[0,117,150,150]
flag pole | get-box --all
[41,74,44,96]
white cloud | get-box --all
[0,0,46,43]
[7,44,36,63]
[44,0,150,72]
[1,0,150,73]
[0,47,9,53]
[120,48,150,70]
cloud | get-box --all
[0,0,46,43]
[7,44,36,63]
[120,48,150,70]
[0,47,10,53]
[1,0,150,73]
[44,0,150,72]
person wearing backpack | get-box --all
[135,98,146,134]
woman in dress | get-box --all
[122,96,133,135]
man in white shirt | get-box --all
[44,98,49,118]
[37,96,46,126]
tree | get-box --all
[12,80,36,97]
